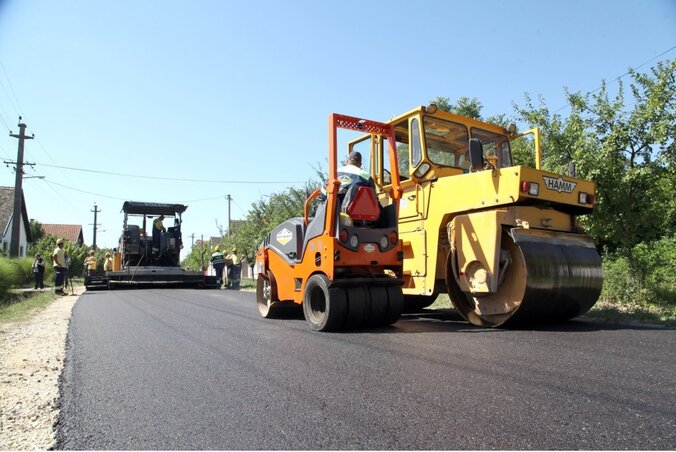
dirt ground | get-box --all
[0,289,79,450]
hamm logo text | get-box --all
[543,176,577,193]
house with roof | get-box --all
[0,186,32,257]
[42,224,85,245]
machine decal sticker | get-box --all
[276,228,293,245]
[363,244,376,253]
[543,176,577,193]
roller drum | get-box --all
[447,228,603,327]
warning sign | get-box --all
[276,228,293,245]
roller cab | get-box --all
[369,105,603,326]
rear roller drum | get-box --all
[257,271,285,318]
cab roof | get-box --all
[121,201,187,216]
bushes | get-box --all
[0,258,24,299]
[599,234,676,321]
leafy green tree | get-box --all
[514,59,676,253]
[29,219,45,242]
[234,181,321,263]
[430,96,483,120]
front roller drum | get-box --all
[447,228,603,327]
[256,271,301,319]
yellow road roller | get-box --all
[347,105,603,327]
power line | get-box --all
[34,161,307,184]
[0,60,24,115]
[553,43,676,114]
[42,178,128,201]
[0,102,12,132]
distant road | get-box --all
[56,289,676,450]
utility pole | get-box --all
[8,119,34,258]
[91,204,100,250]
[226,194,232,238]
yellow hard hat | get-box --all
[214,245,221,252]
[89,250,95,255]
[232,247,237,252]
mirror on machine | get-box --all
[469,138,484,172]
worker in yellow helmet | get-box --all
[226,247,241,289]
[84,250,97,278]
[103,251,114,272]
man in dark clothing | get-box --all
[210,245,226,288]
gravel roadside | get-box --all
[0,289,79,451]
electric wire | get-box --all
[34,161,306,184]
[0,60,24,115]
[552,43,676,114]
[0,102,12,132]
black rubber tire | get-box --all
[385,286,404,325]
[303,274,347,331]
[345,286,368,329]
[366,285,389,326]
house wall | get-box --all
[2,215,29,257]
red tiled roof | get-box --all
[42,224,85,244]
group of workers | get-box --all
[46,238,114,296]
[210,246,241,289]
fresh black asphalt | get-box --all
[55,288,676,449]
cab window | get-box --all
[471,127,513,167]
[423,117,469,168]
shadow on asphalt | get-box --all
[358,309,674,334]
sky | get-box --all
[0,0,674,257]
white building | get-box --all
[0,186,32,257]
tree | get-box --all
[29,219,45,242]
[234,181,321,263]
[514,59,676,253]
[430,96,483,120]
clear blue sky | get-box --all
[0,0,674,254]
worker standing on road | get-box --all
[152,215,166,251]
[210,245,226,288]
[103,251,114,271]
[51,238,67,296]
[226,247,241,289]
[32,253,46,289]
[84,250,97,278]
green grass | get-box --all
[0,291,57,325]
[586,300,676,326]
[428,293,675,326]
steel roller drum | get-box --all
[447,228,604,327]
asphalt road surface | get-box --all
[56,288,676,450]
